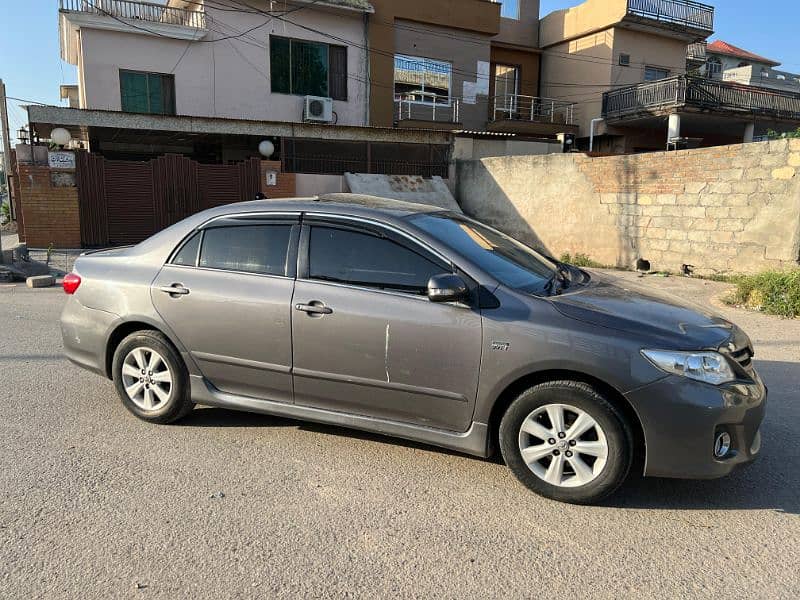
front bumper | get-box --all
[625,372,766,479]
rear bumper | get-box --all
[625,372,766,479]
[60,297,117,378]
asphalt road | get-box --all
[1,274,799,599]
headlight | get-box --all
[641,349,736,385]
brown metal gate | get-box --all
[75,153,260,247]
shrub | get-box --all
[560,252,605,269]
[726,270,800,318]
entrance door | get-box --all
[492,64,520,119]
[290,220,483,432]
[151,218,299,402]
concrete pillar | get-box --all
[744,122,755,143]
[667,113,681,143]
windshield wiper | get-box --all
[544,263,571,296]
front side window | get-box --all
[308,226,445,293]
[644,66,670,82]
[120,70,176,115]
[270,37,347,100]
[198,225,292,276]
[394,55,452,105]
[409,213,557,295]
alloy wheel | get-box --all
[121,347,173,412]
[517,403,609,488]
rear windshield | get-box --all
[409,213,557,294]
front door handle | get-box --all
[158,284,190,296]
[295,302,333,315]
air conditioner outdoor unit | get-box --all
[303,95,334,123]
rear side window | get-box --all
[308,226,444,293]
[199,225,292,276]
[172,232,201,266]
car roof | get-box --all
[221,193,448,219]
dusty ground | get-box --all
[1,273,798,599]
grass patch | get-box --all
[560,252,606,269]
[725,270,800,318]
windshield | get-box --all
[409,213,559,294]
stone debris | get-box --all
[26,275,56,288]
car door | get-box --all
[291,217,483,432]
[151,215,300,402]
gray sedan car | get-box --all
[61,194,766,504]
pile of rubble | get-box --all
[0,242,56,287]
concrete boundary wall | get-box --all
[456,139,800,274]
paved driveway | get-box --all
[1,274,798,599]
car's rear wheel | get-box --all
[499,380,632,504]
[112,330,194,424]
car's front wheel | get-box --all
[112,330,194,424]
[499,380,633,504]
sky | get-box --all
[0,0,798,144]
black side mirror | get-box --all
[427,273,468,303]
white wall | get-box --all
[77,5,369,126]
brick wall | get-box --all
[457,139,800,275]
[16,165,81,249]
[259,160,296,199]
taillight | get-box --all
[63,273,81,295]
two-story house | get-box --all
[539,0,800,153]
[58,0,373,159]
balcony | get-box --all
[541,0,714,51]
[59,0,206,28]
[686,41,707,65]
[488,95,578,135]
[624,0,714,38]
[60,0,208,65]
[602,76,800,122]
[394,93,463,130]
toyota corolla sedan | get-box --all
[60,194,766,504]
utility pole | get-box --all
[0,79,10,264]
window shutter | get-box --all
[120,71,149,113]
[329,45,347,101]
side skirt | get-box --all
[189,375,491,458]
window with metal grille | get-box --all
[394,55,452,105]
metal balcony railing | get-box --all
[59,0,206,29]
[687,41,707,62]
[626,0,714,32]
[394,92,462,124]
[491,95,576,125]
[602,76,800,121]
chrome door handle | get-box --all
[295,302,333,315]
[158,284,190,296]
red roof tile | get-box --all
[707,41,781,67]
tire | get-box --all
[499,380,633,505]
[112,330,194,424]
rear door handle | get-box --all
[295,302,333,315]
[158,284,190,296]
